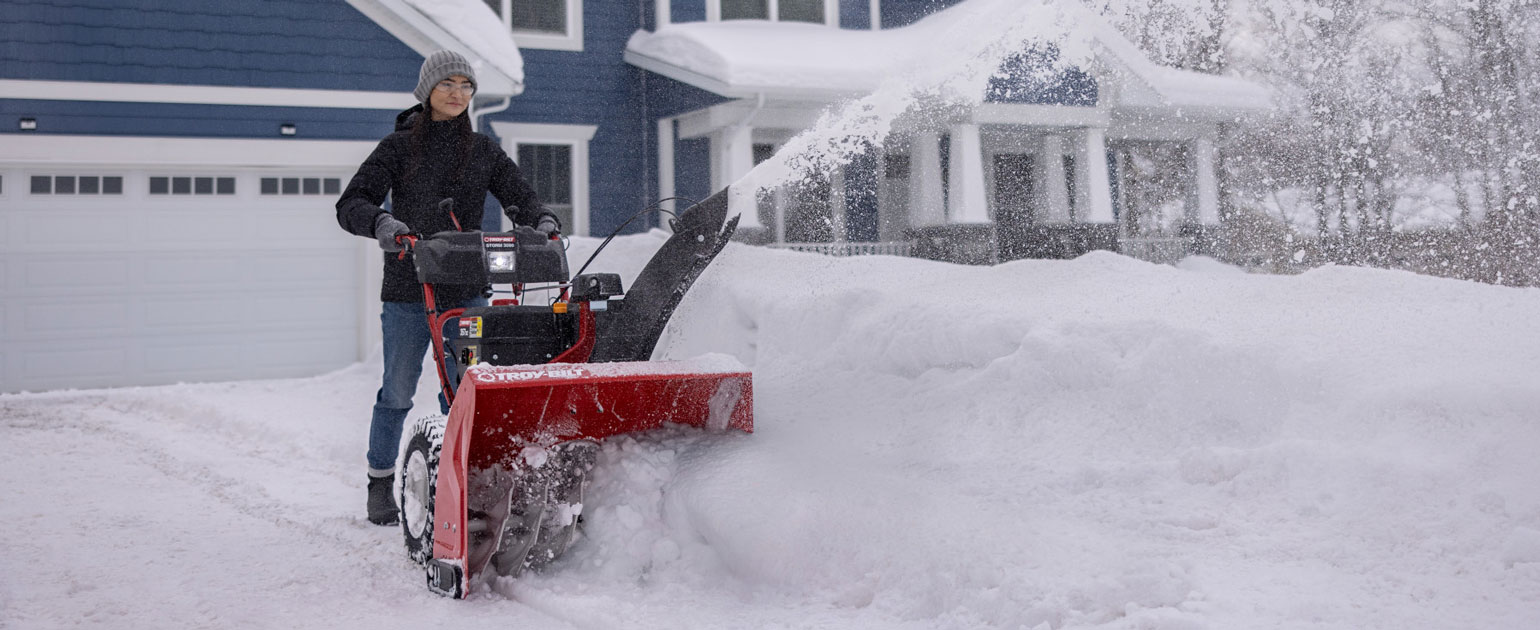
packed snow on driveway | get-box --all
[5,232,1540,629]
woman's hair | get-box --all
[408,107,475,185]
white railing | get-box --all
[768,241,915,257]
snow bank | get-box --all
[4,236,1539,629]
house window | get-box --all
[150,176,236,196]
[715,0,831,23]
[483,0,583,51]
[491,122,597,236]
[517,145,574,231]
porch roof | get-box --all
[625,0,1270,118]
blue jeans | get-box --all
[367,296,487,475]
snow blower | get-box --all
[393,189,752,598]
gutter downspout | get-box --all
[473,96,513,133]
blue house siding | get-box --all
[0,0,419,92]
[880,0,961,28]
[490,0,654,236]
[839,0,872,29]
[670,2,707,24]
[674,137,713,209]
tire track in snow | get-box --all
[0,396,390,574]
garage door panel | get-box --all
[243,290,357,327]
[143,332,354,374]
[241,334,357,370]
[23,299,135,335]
[143,255,240,286]
[21,211,137,246]
[15,343,130,390]
[21,255,135,292]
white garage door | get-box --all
[0,136,378,393]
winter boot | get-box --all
[367,474,399,526]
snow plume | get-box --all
[739,0,1096,195]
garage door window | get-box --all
[30,175,124,195]
[260,177,341,196]
[149,176,235,195]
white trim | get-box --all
[624,48,866,100]
[0,135,378,169]
[973,103,1110,129]
[674,99,824,140]
[708,0,837,25]
[488,0,585,52]
[870,0,881,29]
[0,79,415,110]
[489,121,597,237]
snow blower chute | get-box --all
[393,190,752,598]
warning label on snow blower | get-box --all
[458,317,482,338]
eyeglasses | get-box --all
[434,81,476,96]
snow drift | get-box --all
[3,235,1539,629]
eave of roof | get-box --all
[346,0,525,98]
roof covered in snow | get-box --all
[347,0,526,98]
[625,0,1270,117]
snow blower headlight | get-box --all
[486,251,516,273]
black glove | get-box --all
[535,213,561,238]
[374,213,411,252]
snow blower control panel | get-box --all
[411,227,569,287]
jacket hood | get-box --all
[394,104,425,132]
[394,104,473,132]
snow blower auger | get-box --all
[394,189,752,599]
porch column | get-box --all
[657,117,675,215]
[656,0,671,28]
[1072,127,1115,223]
[908,131,945,227]
[946,124,989,223]
[718,124,762,229]
[1037,134,1072,222]
[830,167,847,242]
[1191,135,1220,224]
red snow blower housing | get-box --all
[394,190,752,598]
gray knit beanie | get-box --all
[413,50,477,105]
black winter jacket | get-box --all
[337,105,551,303]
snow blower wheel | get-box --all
[399,415,446,566]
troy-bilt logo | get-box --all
[474,366,589,383]
[483,236,517,245]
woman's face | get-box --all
[429,74,474,121]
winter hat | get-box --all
[413,50,477,105]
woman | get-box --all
[336,50,559,525]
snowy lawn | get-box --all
[4,233,1540,629]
